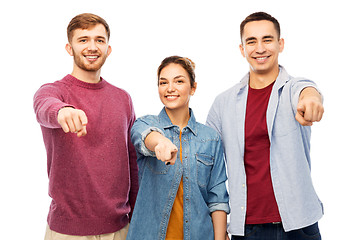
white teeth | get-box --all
[166,96,178,99]
[256,57,268,60]
[86,56,98,59]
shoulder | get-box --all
[35,77,70,96]
[135,114,160,125]
[105,82,133,100]
[216,82,243,101]
[278,66,316,89]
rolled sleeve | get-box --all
[139,127,164,157]
[131,116,166,157]
[208,202,230,214]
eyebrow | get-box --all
[174,75,186,79]
[245,37,257,42]
[263,35,274,40]
[77,36,107,40]
[159,75,186,81]
[245,35,275,42]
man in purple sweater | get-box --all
[33,13,139,240]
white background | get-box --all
[1,0,359,239]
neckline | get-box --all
[64,74,107,89]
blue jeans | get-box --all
[231,222,321,240]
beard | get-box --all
[72,49,108,72]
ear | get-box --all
[191,82,197,96]
[106,45,112,57]
[239,43,245,57]
[279,38,285,53]
[65,43,73,56]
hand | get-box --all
[57,107,88,137]
[295,88,324,126]
[154,138,178,165]
[145,132,178,165]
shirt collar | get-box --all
[237,65,290,94]
[158,107,198,136]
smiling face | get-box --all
[158,63,197,114]
[240,20,284,77]
[66,24,112,74]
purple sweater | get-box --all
[34,75,139,235]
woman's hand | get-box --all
[145,131,178,165]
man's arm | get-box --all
[296,87,324,126]
[33,84,87,137]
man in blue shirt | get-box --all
[206,12,324,240]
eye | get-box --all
[246,41,256,45]
[159,81,167,85]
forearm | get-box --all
[299,87,322,103]
[144,131,167,152]
[33,86,73,128]
[211,210,227,240]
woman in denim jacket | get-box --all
[127,56,230,240]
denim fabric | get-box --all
[231,222,321,240]
[127,108,229,240]
[207,66,324,235]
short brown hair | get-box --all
[157,56,196,88]
[67,13,110,42]
[240,12,281,41]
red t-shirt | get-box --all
[244,81,281,224]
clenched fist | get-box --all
[57,107,88,137]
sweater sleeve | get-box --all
[127,98,139,220]
[33,83,74,128]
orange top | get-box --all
[166,131,184,240]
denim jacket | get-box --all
[127,108,230,240]
[206,66,324,236]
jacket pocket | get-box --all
[196,153,214,188]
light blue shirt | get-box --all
[206,66,323,236]
[127,108,229,240]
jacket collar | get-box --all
[158,107,198,136]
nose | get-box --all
[255,42,266,54]
[87,40,98,51]
[167,82,175,92]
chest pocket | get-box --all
[196,153,214,188]
[272,101,299,137]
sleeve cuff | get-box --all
[208,202,230,214]
[139,127,165,157]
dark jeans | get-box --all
[231,222,321,240]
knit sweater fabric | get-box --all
[33,74,139,235]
